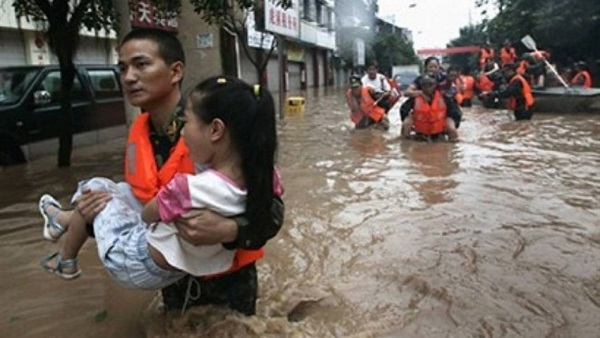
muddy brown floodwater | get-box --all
[1,89,599,338]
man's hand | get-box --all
[74,189,111,223]
[174,209,238,246]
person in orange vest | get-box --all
[479,44,495,70]
[571,61,592,88]
[459,67,476,107]
[37,75,282,291]
[400,75,461,141]
[439,65,464,106]
[39,28,284,315]
[499,39,517,67]
[346,75,389,130]
[361,61,399,113]
[482,63,535,120]
[529,49,551,87]
[405,56,447,98]
[476,58,502,108]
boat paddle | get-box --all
[520,35,571,91]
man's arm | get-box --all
[400,97,415,121]
[404,83,422,98]
[492,79,521,99]
[175,196,285,250]
[224,196,285,250]
[443,95,462,125]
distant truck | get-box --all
[391,64,421,91]
[0,64,126,166]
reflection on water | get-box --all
[1,91,599,337]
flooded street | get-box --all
[1,89,599,337]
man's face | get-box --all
[367,66,377,79]
[447,70,459,82]
[118,38,183,110]
[422,83,436,96]
[351,85,361,96]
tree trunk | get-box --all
[57,54,76,167]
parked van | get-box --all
[0,64,127,166]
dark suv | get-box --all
[0,64,126,165]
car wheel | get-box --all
[0,147,26,166]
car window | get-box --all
[0,68,40,104]
[88,69,121,99]
[38,71,86,104]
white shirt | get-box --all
[361,73,391,93]
[147,170,244,276]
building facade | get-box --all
[0,4,118,67]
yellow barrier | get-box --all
[285,96,305,115]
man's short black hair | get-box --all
[120,28,185,66]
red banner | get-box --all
[417,46,480,55]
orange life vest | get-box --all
[346,87,386,124]
[413,91,447,135]
[453,79,464,105]
[571,70,592,88]
[516,60,528,75]
[460,75,475,99]
[125,113,264,276]
[476,73,495,92]
[507,74,534,110]
[126,113,195,204]
[500,47,517,66]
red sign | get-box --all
[417,46,480,55]
[129,0,178,32]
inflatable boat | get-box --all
[532,87,600,113]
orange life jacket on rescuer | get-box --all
[459,75,475,100]
[413,90,447,135]
[476,73,495,92]
[453,79,464,105]
[507,74,534,110]
[346,87,386,124]
[516,60,528,75]
[571,70,592,88]
[125,113,264,276]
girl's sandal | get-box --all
[40,252,82,280]
[39,194,66,242]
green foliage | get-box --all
[13,0,116,34]
[372,32,418,75]
[447,23,487,71]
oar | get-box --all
[521,35,570,89]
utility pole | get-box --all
[277,34,286,120]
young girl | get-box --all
[38,76,280,289]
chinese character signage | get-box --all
[130,0,178,32]
[247,10,275,49]
[264,0,299,38]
